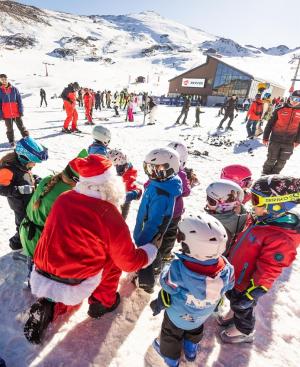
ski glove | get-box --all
[150,289,171,316]
[33,175,42,185]
[16,185,35,195]
[125,190,142,202]
[233,280,267,310]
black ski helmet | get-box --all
[251,175,300,217]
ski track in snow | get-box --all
[0,99,299,367]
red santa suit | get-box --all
[31,155,157,307]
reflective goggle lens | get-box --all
[207,195,218,207]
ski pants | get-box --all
[114,106,120,116]
[227,289,255,335]
[219,112,234,128]
[4,117,29,143]
[89,257,122,308]
[160,312,204,360]
[95,101,101,110]
[85,105,92,123]
[176,109,189,124]
[40,96,47,107]
[159,217,181,261]
[63,102,78,130]
[262,141,294,175]
[246,119,258,137]
[7,197,27,250]
[121,201,131,220]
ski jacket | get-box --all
[134,176,182,246]
[40,89,46,97]
[263,105,300,144]
[34,190,150,280]
[247,100,264,121]
[223,98,237,115]
[88,142,108,157]
[161,253,234,330]
[83,92,93,109]
[0,157,35,218]
[173,169,191,218]
[228,213,300,292]
[20,175,72,257]
[61,85,76,106]
[0,84,23,119]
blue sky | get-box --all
[18,0,299,48]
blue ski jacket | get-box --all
[161,253,234,330]
[88,142,108,156]
[133,176,182,246]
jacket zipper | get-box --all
[286,109,295,132]
[228,225,255,261]
[237,262,248,285]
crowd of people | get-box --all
[1,74,300,366]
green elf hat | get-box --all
[63,149,88,182]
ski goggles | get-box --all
[290,96,300,103]
[240,176,252,189]
[251,192,300,207]
[143,162,174,180]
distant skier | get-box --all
[106,90,112,108]
[83,88,94,125]
[126,98,134,122]
[194,99,205,127]
[95,91,101,111]
[175,96,191,125]
[0,74,29,147]
[40,88,47,107]
[245,94,263,139]
[217,95,238,131]
[147,96,158,125]
[77,89,83,107]
[61,82,80,133]
[113,92,120,117]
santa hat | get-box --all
[69,154,114,184]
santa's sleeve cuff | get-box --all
[139,243,158,268]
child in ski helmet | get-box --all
[220,164,252,203]
[107,149,142,219]
[133,147,183,293]
[205,179,250,255]
[88,125,111,156]
[220,175,300,344]
[150,213,234,366]
[0,137,48,250]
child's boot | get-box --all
[153,339,179,367]
[220,325,254,344]
[183,339,200,362]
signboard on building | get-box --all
[181,78,205,88]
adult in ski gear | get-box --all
[134,147,182,292]
[194,102,205,127]
[95,91,101,110]
[25,154,160,344]
[61,82,80,133]
[245,94,264,138]
[106,91,112,108]
[262,90,300,175]
[88,125,111,156]
[83,89,94,125]
[113,93,120,117]
[147,96,158,125]
[221,175,300,343]
[205,179,249,255]
[175,97,191,125]
[220,165,252,204]
[0,74,29,146]
[218,95,238,130]
[0,137,48,250]
[126,99,134,122]
[152,214,234,363]
[107,149,142,219]
[40,88,47,107]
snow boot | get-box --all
[71,128,82,133]
[88,292,120,319]
[183,339,200,362]
[61,128,71,134]
[217,309,234,326]
[220,325,254,344]
[153,338,179,367]
[24,298,55,344]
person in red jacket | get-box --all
[61,82,80,133]
[24,154,160,344]
[245,93,264,139]
[108,149,142,219]
[0,74,29,147]
[83,88,94,125]
[218,175,300,344]
[262,90,300,174]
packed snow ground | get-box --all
[0,97,299,367]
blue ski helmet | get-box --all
[15,137,48,165]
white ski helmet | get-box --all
[108,149,128,166]
[144,147,180,181]
[206,179,244,213]
[92,125,111,146]
[178,213,227,261]
[168,141,188,169]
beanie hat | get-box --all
[69,154,114,184]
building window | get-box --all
[212,63,251,98]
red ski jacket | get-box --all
[34,190,149,280]
[247,100,264,121]
[0,84,23,119]
[228,216,300,292]
[122,166,141,194]
[83,92,93,109]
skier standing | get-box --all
[245,94,264,139]
[83,88,94,125]
[0,74,29,147]
[40,88,47,107]
[106,90,112,108]
[147,96,158,125]
[217,95,238,131]
[126,98,134,122]
[0,137,48,250]
[175,96,191,125]
[95,91,101,111]
[194,99,205,127]
[61,82,80,133]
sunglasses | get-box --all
[251,191,300,207]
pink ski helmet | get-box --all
[220,165,252,189]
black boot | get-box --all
[88,292,120,319]
[24,298,55,344]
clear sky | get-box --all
[18,0,299,48]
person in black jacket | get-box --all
[40,88,47,107]
[95,91,101,110]
[0,137,48,250]
[175,96,191,125]
[262,90,300,175]
[218,95,238,130]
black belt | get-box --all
[36,268,85,285]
